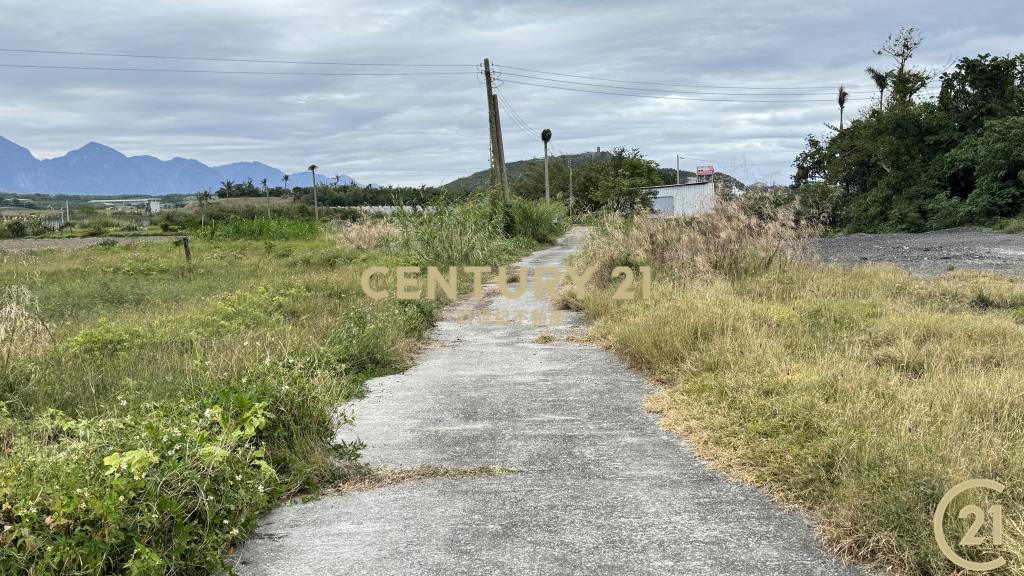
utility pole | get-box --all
[483,58,510,202]
[541,129,552,202]
[676,154,683,185]
[568,158,574,215]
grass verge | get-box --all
[0,200,566,574]
[568,206,1024,576]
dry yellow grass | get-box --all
[572,207,1024,575]
[332,219,402,251]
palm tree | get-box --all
[837,85,849,130]
[281,173,290,191]
[260,178,270,219]
[219,180,236,197]
[333,174,342,186]
[865,66,888,109]
[308,164,319,220]
[541,128,552,202]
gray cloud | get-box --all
[1,0,1022,186]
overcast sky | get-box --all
[1,0,1021,186]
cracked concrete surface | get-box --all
[235,228,865,576]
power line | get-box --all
[495,88,536,138]
[0,47,477,68]
[500,78,871,103]
[498,71,882,96]
[0,63,478,77]
[497,63,938,91]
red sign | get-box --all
[696,165,716,176]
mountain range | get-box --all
[0,135,351,196]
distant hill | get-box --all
[443,150,744,191]
[444,151,614,192]
[0,135,352,196]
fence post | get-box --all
[181,237,192,264]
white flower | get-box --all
[281,385,289,393]
[257,484,265,494]
[229,528,239,536]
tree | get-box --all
[281,174,290,191]
[541,129,552,201]
[837,85,849,129]
[308,165,319,220]
[939,54,1024,134]
[875,27,930,105]
[260,178,270,218]
[865,66,889,109]
[948,116,1024,219]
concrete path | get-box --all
[236,228,864,576]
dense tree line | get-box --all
[794,28,1024,231]
[511,147,664,212]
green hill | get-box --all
[444,151,742,192]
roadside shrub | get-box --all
[4,221,27,238]
[0,358,358,575]
[398,200,514,266]
[501,198,567,244]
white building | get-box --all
[87,198,162,213]
[646,182,716,217]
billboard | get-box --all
[696,165,716,177]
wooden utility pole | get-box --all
[568,158,573,214]
[483,58,510,202]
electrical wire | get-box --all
[499,78,871,103]
[0,63,478,76]
[0,47,477,68]
[497,63,939,91]
[495,88,537,138]
[497,71,882,96]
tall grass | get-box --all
[197,217,322,241]
[571,201,1024,575]
[0,197,569,574]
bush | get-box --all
[501,198,567,244]
[0,362,353,575]
[398,200,512,266]
[4,221,26,238]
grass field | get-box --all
[0,198,566,574]
[567,209,1024,576]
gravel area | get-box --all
[0,235,177,251]
[814,227,1024,276]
